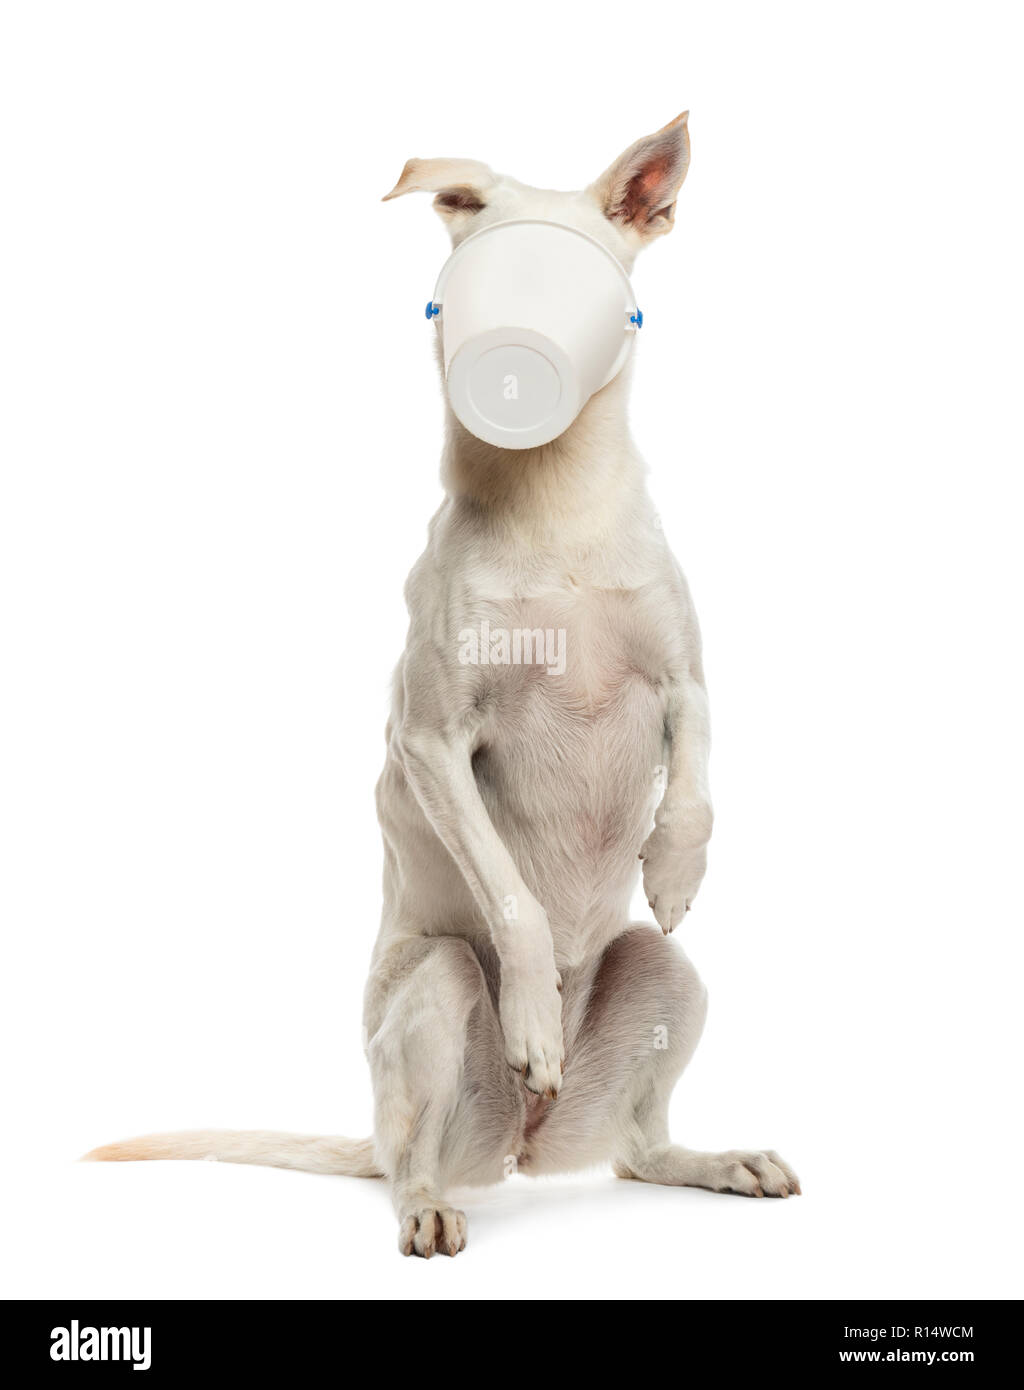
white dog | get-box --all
[88,114,799,1257]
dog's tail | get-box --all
[82,1129,383,1178]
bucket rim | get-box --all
[432,217,637,303]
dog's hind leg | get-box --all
[524,926,800,1196]
[365,933,521,1257]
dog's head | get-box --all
[382,113,691,272]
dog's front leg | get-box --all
[397,725,564,1097]
[640,669,714,933]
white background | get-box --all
[2,1,1022,1301]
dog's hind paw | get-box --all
[702,1149,801,1197]
[616,1145,801,1197]
[398,1205,468,1258]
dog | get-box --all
[87,113,799,1257]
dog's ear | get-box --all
[382,157,497,224]
[588,113,691,243]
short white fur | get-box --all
[85,113,800,1258]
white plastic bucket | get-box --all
[428,219,641,449]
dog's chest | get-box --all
[461,579,673,932]
[467,582,673,834]
[468,580,670,721]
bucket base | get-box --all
[446,328,581,449]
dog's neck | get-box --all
[436,369,647,553]
[440,368,649,550]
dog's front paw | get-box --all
[640,811,711,933]
[499,960,564,1099]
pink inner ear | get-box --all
[619,157,671,225]
[641,160,669,191]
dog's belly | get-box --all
[473,612,668,961]
[376,584,675,966]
